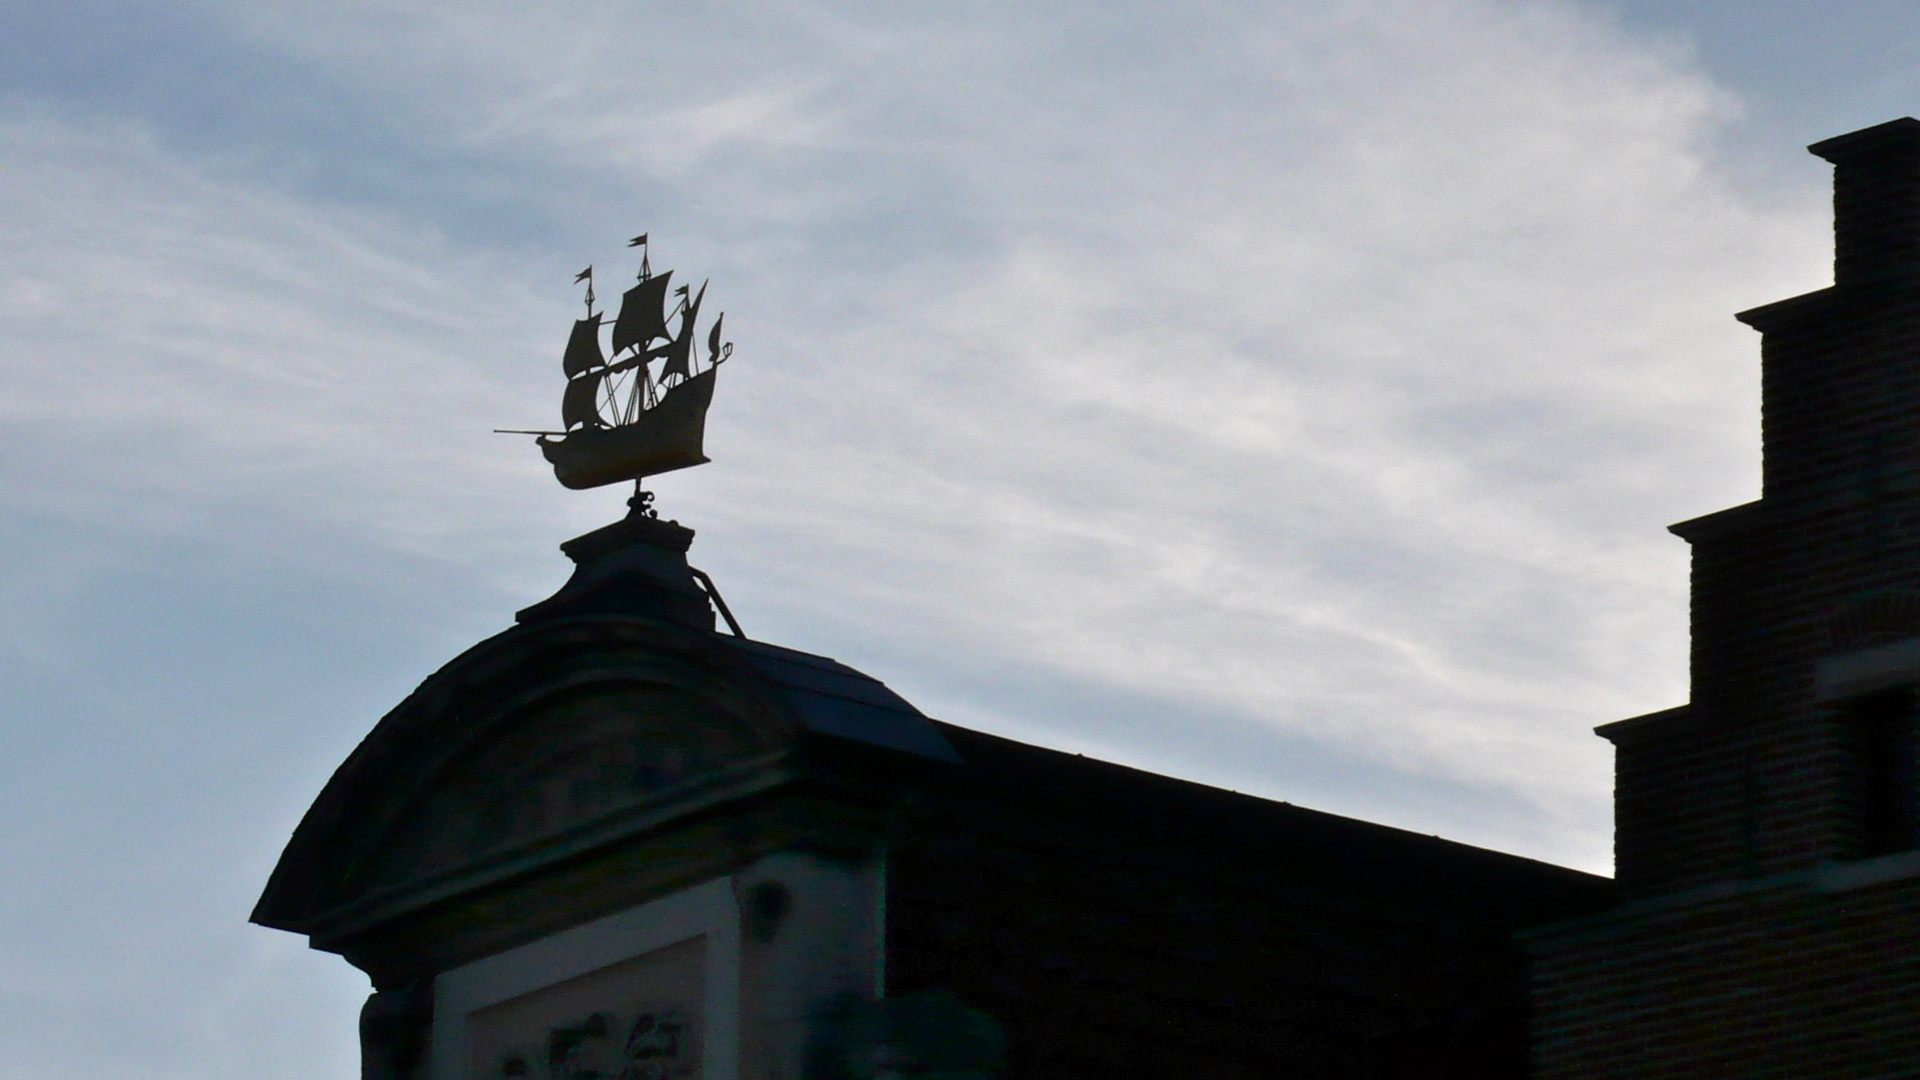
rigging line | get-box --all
[601,373,623,426]
[621,369,642,425]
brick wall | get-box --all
[889,818,1533,1079]
[1531,873,1920,1078]
[1531,118,1920,1077]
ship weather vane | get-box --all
[498,234,734,498]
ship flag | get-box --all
[629,234,651,280]
[575,266,595,311]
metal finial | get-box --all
[628,483,659,520]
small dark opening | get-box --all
[744,880,790,944]
[1841,687,1920,859]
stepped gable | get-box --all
[1530,117,1920,1079]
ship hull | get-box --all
[538,367,717,489]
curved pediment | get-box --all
[352,678,781,899]
[254,617,799,939]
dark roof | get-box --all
[910,720,1613,931]
[705,632,1611,930]
[715,637,961,762]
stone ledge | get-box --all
[1815,849,1920,893]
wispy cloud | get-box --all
[0,1,1850,1072]
[4,0,1835,859]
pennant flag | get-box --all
[574,266,593,282]
[628,234,648,247]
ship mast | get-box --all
[630,233,657,421]
[608,235,676,425]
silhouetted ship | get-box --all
[524,237,733,490]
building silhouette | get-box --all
[254,119,1920,1078]
[1529,117,1920,1078]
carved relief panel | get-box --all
[469,937,704,1080]
[432,878,742,1080]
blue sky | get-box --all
[0,2,1913,1076]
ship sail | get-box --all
[611,271,674,354]
[562,313,604,377]
[654,281,707,382]
[561,372,603,430]
[707,312,724,360]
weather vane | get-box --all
[498,234,734,511]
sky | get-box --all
[2,1,1917,1076]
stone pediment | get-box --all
[353,678,782,902]
[253,617,801,944]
